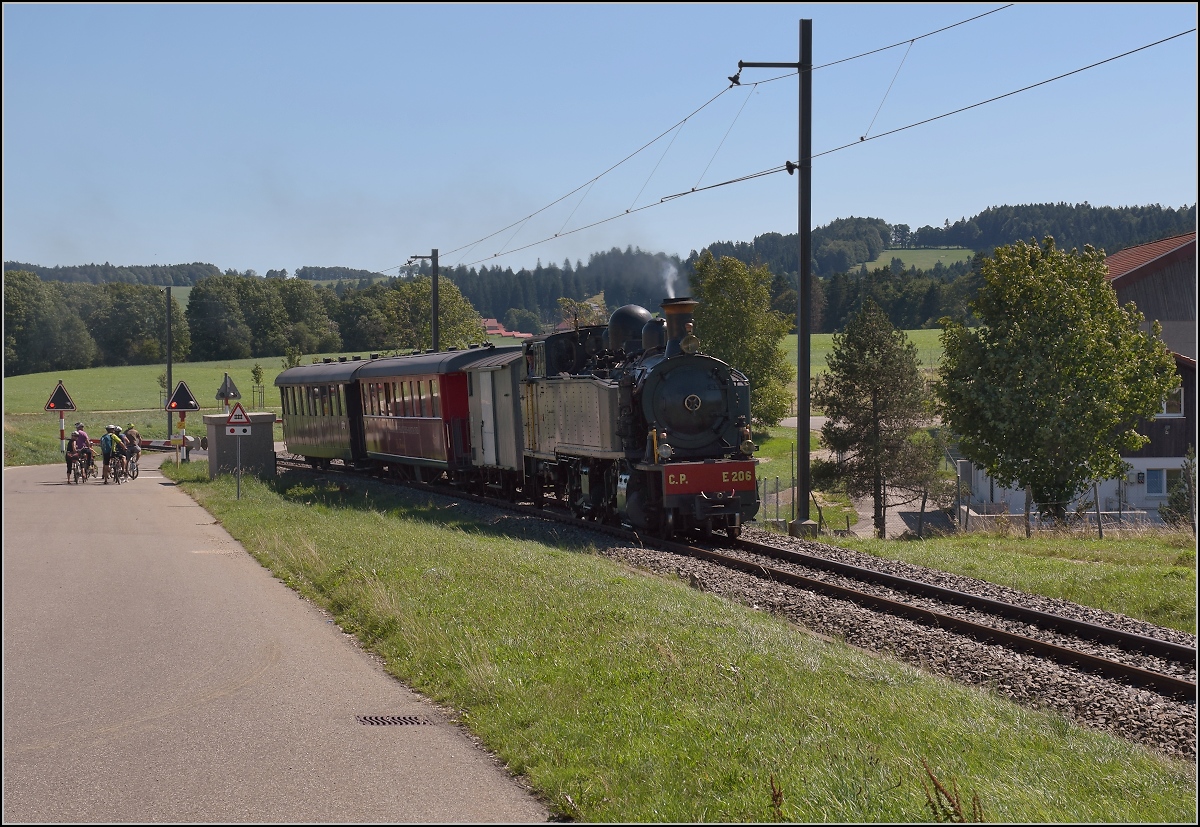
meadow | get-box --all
[863,247,975,271]
[151,460,1196,822]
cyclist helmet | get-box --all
[114,427,123,434]
[125,423,135,432]
[106,425,116,432]
[74,422,84,430]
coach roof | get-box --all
[275,360,363,386]
[353,346,521,379]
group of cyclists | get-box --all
[66,422,142,484]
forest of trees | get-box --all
[5,201,1195,377]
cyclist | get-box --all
[124,423,142,473]
[66,435,81,483]
[112,426,130,479]
[70,422,95,481]
[100,425,118,483]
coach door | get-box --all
[478,369,497,466]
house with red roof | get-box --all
[1104,231,1195,360]
[482,317,535,340]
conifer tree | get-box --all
[811,298,933,538]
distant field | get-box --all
[170,285,192,310]
[864,247,974,270]
[783,329,944,374]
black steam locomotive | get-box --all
[276,297,759,539]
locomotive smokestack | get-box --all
[661,297,698,357]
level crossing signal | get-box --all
[166,381,201,412]
[45,381,77,411]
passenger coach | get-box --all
[275,358,362,466]
[354,347,520,480]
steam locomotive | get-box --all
[275,297,759,539]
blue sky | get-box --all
[3,3,1196,278]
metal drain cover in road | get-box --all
[356,714,432,726]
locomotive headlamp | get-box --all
[740,439,755,455]
[680,334,700,354]
[657,433,673,460]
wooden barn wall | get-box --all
[1125,360,1197,459]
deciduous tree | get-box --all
[390,276,486,351]
[690,252,794,427]
[934,237,1179,521]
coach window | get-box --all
[430,378,440,417]
[303,386,312,417]
[379,382,390,416]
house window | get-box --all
[1146,467,1183,497]
[1161,386,1184,417]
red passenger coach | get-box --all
[354,348,521,476]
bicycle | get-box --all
[82,452,98,482]
[68,454,83,485]
[111,453,127,484]
[127,452,140,480]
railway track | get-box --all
[275,455,1197,756]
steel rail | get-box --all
[681,542,1196,701]
[734,538,1197,665]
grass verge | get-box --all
[158,459,1196,823]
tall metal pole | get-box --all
[410,249,440,351]
[739,18,813,526]
[166,285,173,440]
[431,248,439,352]
[797,19,812,523]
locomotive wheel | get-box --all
[657,510,675,539]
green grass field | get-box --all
[864,247,975,271]
[784,329,945,376]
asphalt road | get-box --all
[2,453,549,823]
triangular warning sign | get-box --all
[166,381,201,412]
[44,381,77,412]
[226,402,250,425]
[216,373,242,400]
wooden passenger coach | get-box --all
[275,360,362,463]
[354,347,522,473]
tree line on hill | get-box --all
[5,202,1194,378]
